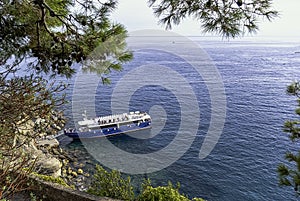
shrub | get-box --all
[31,173,70,188]
[87,165,134,201]
[137,179,205,201]
[87,165,205,201]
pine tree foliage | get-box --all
[278,82,300,195]
[0,0,133,78]
[148,0,278,38]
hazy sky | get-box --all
[111,0,300,37]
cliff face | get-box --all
[34,149,62,177]
[18,113,66,178]
[18,137,62,178]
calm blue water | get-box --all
[61,37,300,200]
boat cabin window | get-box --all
[100,124,117,129]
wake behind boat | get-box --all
[64,111,151,139]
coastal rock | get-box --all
[68,167,73,175]
[71,171,78,177]
[77,168,84,174]
[62,168,67,176]
[51,147,61,155]
[32,149,62,177]
[36,155,62,178]
[62,159,69,166]
[37,138,59,148]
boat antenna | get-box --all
[82,110,87,120]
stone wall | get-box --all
[31,177,121,201]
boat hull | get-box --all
[65,121,151,139]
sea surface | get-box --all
[60,36,300,201]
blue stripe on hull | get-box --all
[65,122,151,139]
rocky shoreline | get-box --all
[35,138,91,191]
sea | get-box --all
[58,35,300,201]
